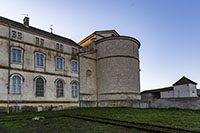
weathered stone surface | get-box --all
[0,22,79,110]
[80,35,141,107]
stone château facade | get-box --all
[0,16,141,112]
[79,31,141,107]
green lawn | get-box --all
[0,108,200,132]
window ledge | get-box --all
[35,66,45,68]
[56,69,64,71]
[11,62,22,65]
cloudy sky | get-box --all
[1,0,200,91]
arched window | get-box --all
[36,77,44,96]
[56,80,64,97]
[71,81,78,98]
[11,74,22,95]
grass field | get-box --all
[0,108,200,132]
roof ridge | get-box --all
[0,16,80,47]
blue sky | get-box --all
[1,0,200,91]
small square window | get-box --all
[60,44,63,51]
[40,39,44,47]
[36,37,39,45]
[56,43,59,50]
[86,45,90,51]
[12,31,17,38]
[72,48,78,54]
[17,32,22,40]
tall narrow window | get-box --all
[35,53,45,67]
[71,81,78,98]
[36,77,44,96]
[12,48,22,63]
[56,80,64,97]
[56,57,64,70]
[56,43,59,50]
[72,60,78,72]
[11,75,22,95]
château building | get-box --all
[0,16,141,112]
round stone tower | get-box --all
[96,36,141,107]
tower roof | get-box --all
[173,76,197,86]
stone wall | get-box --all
[0,21,79,109]
[79,51,97,107]
[133,97,200,110]
[150,97,200,110]
[160,90,174,98]
[96,36,141,106]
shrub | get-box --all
[0,107,7,113]
[21,106,37,112]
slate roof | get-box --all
[0,16,80,47]
[173,76,197,86]
[141,87,173,94]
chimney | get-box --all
[23,17,29,26]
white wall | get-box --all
[174,84,197,98]
[189,84,198,97]
[160,90,174,98]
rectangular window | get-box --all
[40,39,44,47]
[36,37,39,45]
[60,44,63,51]
[72,47,78,54]
[12,48,22,63]
[56,57,64,70]
[35,53,44,67]
[72,60,78,72]
[56,43,59,50]
[18,32,22,40]
[12,30,17,38]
